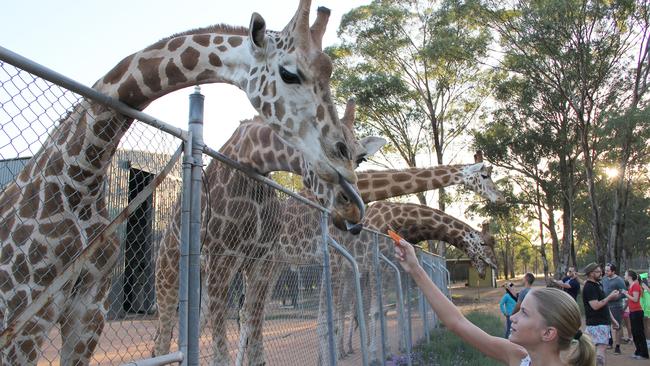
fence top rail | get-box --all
[0,45,188,141]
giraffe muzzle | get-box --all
[338,173,365,219]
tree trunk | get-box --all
[536,180,549,281]
[580,132,606,264]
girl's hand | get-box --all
[394,239,420,273]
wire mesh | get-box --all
[1,54,451,366]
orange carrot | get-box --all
[387,229,403,245]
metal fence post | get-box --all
[327,237,368,366]
[187,86,204,366]
[178,132,193,364]
[404,273,413,366]
[373,234,387,365]
[417,252,428,342]
[320,212,337,366]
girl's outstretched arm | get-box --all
[394,239,527,365]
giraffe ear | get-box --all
[466,162,484,174]
[249,12,267,49]
[360,136,386,157]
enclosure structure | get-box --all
[0,46,449,366]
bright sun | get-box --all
[604,167,619,179]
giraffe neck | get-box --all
[356,165,467,203]
[366,202,474,248]
[28,29,258,199]
[213,119,303,175]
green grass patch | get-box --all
[409,311,504,365]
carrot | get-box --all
[387,229,403,245]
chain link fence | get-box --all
[0,47,449,365]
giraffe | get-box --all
[354,151,505,205]
[235,155,505,364]
[0,1,365,364]
[152,99,386,364]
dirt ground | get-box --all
[451,274,645,366]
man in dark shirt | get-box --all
[582,262,620,366]
[553,266,580,300]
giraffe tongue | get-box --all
[338,172,365,219]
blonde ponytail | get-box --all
[530,288,596,366]
[564,331,596,366]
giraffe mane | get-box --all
[358,164,470,174]
[155,24,249,45]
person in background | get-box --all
[621,270,649,359]
[581,262,620,366]
[602,263,626,355]
[639,273,650,346]
[499,282,518,338]
[553,266,580,301]
[622,297,633,343]
[512,272,535,315]
[393,238,595,366]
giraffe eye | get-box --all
[480,174,489,179]
[336,142,350,160]
[355,157,367,167]
[279,66,301,84]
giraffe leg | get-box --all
[337,271,353,358]
[152,231,181,357]
[237,259,278,366]
[58,268,113,366]
[206,255,243,366]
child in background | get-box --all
[499,282,517,338]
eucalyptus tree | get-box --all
[327,0,493,250]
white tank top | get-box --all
[520,355,531,366]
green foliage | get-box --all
[414,311,503,365]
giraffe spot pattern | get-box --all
[12,253,29,284]
[196,69,217,81]
[227,36,243,47]
[12,224,34,247]
[91,118,114,143]
[213,36,223,44]
[165,59,188,86]
[137,57,163,93]
[33,265,57,286]
[208,53,223,67]
[192,34,211,47]
[67,115,87,156]
[102,55,134,85]
[28,239,47,265]
[0,244,13,264]
[180,47,200,70]
[117,75,148,108]
[167,37,185,52]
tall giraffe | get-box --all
[236,156,505,364]
[341,201,497,362]
[0,1,365,364]
[152,100,386,364]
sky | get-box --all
[0,0,371,150]
[0,0,479,215]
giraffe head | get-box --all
[243,0,362,191]
[460,222,498,278]
[305,99,386,235]
[461,151,506,204]
[230,99,384,230]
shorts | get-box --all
[585,324,610,345]
[609,306,623,325]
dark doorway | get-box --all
[123,168,155,314]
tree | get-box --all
[328,0,493,256]
[481,0,645,265]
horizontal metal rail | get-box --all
[120,351,184,366]
[0,45,188,141]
